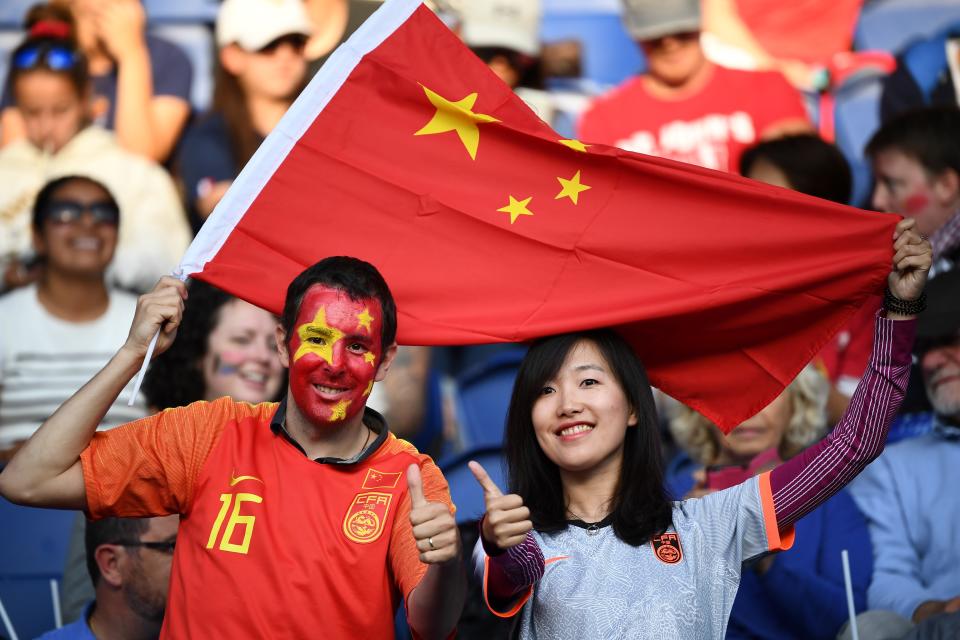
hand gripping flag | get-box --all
[177,0,895,431]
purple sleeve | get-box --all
[770,314,915,529]
[482,524,544,603]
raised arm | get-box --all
[0,277,186,508]
[769,218,931,529]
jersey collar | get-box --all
[269,398,389,464]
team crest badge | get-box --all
[651,532,683,564]
[343,491,392,544]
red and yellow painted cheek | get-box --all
[293,307,345,364]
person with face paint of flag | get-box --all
[0,257,466,639]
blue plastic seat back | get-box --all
[441,447,508,524]
[832,73,886,206]
[454,348,527,451]
[0,501,76,639]
[144,0,219,25]
[541,11,645,90]
[854,0,960,53]
[150,23,214,112]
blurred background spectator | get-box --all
[1,0,193,163]
[577,0,810,172]
[0,8,190,293]
[669,365,873,640]
[304,0,381,74]
[0,175,147,463]
[40,516,177,640]
[176,0,311,230]
[847,269,960,640]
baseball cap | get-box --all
[620,0,701,42]
[216,0,313,51]
[916,269,960,350]
[460,0,541,57]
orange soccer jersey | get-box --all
[81,396,452,639]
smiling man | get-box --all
[0,256,465,639]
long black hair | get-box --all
[505,329,673,546]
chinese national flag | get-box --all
[178,0,895,431]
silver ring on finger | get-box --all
[428,536,436,550]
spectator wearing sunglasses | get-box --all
[0,176,148,462]
[37,515,178,639]
[1,1,192,164]
[176,0,311,231]
[0,5,190,293]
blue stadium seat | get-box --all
[854,0,960,53]
[150,23,215,112]
[0,28,21,104]
[441,447,508,524]
[144,0,219,25]
[541,10,644,90]
[453,347,527,451]
[831,71,888,207]
[0,0,31,29]
[0,501,76,639]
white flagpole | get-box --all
[842,549,860,640]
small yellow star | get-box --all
[294,307,344,364]
[555,170,592,205]
[356,307,374,333]
[330,400,351,422]
[363,351,376,366]
[497,195,534,224]
[363,380,373,397]
[558,139,589,152]
[414,85,499,160]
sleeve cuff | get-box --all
[758,471,795,552]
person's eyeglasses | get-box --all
[41,200,120,226]
[13,45,79,71]
[114,539,177,554]
[256,33,308,55]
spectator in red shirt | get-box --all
[578,0,810,173]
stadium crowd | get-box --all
[0,0,958,638]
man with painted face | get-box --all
[0,257,466,639]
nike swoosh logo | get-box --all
[230,472,264,486]
[544,556,569,566]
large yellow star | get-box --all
[497,195,534,224]
[558,139,590,152]
[555,170,592,205]
[356,307,373,333]
[330,400,351,422]
[414,85,499,160]
[363,351,376,366]
[294,307,344,364]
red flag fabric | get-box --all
[178,0,895,431]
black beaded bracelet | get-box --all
[883,288,926,315]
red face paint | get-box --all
[903,192,930,216]
[287,285,383,426]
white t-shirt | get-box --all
[0,285,147,447]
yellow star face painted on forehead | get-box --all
[356,307,374,332]
[293,307,345,364]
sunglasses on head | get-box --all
[114,539,177,554]
[13,44,79,71]
[256,33,308,55]
[42,200,120,226]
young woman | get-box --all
[670,367,872,639]
[0,0,192,163]
[142,279,286,410]
[177,0,311,230]
[0,5,190,293]
[470,218,930,638]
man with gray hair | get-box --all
[579,0,809,173]
[847,269,960,639]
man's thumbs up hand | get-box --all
[407,464,459,564]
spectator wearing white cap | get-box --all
[176,0,311,229]
[578,0,811,174]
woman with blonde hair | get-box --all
[667,365,874,639]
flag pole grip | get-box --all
[126,270,188,406]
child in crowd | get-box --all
[0,0,192,163]
[471,219,929,638]
[0,5,190,293]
